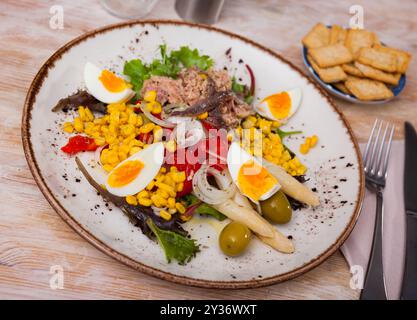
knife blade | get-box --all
[400,122,417,300]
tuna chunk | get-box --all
[141,76,184,105]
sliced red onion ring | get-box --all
[138,102,176,128]
[173,119,206,148]
[192,164,235,205]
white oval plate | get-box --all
[22,20,364,288]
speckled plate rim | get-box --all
[21,20,365,289]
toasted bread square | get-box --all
[309,43,353,68]
[354,62,401,85]
[344,29,375,57]
[345,78,394,100]
[333,82,351,94]
[307,54,347,83]
[373,44,412,73]
[329,25,347,44]
[341,63,364,77]
[302,23,330,49]
[357,47,398,72]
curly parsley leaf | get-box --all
[232,77,254,104]
[147,218,199,265]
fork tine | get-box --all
[379,124,395,178]
[363,119,379,172]
[374,122,389,175]
[369,120,383,175]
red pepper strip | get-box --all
[61,135,98,155]
[245,64,255,96]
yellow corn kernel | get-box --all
[94,137,106,146]
[78,106,86,121]
[129,147,141,156]
[107,152,119,164]
[145,102,154,113]
[153,126,163,142]
[85,107,94,121]
[163,175,175,187]
[305,137,312,147]
[103,164,114,172]
[167,197,176,209]
[174,171,186,183]
[258,118,272,134]
[144,90,157,102]
[138,197,152,206]
[156,182,176,197]
[170,166,178,173]
[159,210,172,221]
[175,202,186,214]
[165,140,176,153]
[73,117,84,133]
[128,113,137,126]
[176,182,184,193]
[63,122,74,133]
[139,123,155,134]
[199,73,208,80]
[151,102,162,114]
[126,195,138,205]
[146,180,156,191]
[300,143,310,154]
[169,208,177,215]
[137,190,149,199]
[118,151,127,161]
[157,188,170,199]
[160,167,167,173]
[272,120,281,128]
[197,112,208,120]
[310,135,318,147]
[136,114,143,127]
[180,214,192,222]
[264,154,274,162]
[109,111,120,124]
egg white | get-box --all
[227,142,281,202]
[104,142,165,197]
[84,62,134,104]
[255,88,302,122]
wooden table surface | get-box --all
[1,0,416,300]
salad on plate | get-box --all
[53,45,320,264]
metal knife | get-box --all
[400,122,417,300]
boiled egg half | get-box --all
[227,142,281,202]
[255,88,302,122]
[104,142,164,197]
[84,62,135,104]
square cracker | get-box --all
[329,25,347,44]
[309,43,353,68]
[354,61,401,85]
[357,47,397,72]
[342,63,364,77]
[344,29,376,57]
[345,78,394,101]
[307,54,347,83]
[302,23,330,49]
[333,82,351,94]
[373,44,411,74]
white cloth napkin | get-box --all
[341,141,406,300]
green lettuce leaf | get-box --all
[170,46,213,70]
[123,45,213,97]
[147,219,199,265]
[195,203,226,221]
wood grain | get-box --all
[1,0,416,300]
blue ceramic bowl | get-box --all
[302,45,406,104]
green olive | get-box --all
[260,190,292,224]
[219,221,251,256]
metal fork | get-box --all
[360,119,395,300]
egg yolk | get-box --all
[108,160,144,188]
[237,160,277,201]
[99,70,127,93]
[263,92,292,120]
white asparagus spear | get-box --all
[212,200,274,238]
[232,190,294,253]
[212,170,294,253]
[263,159,320,207]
